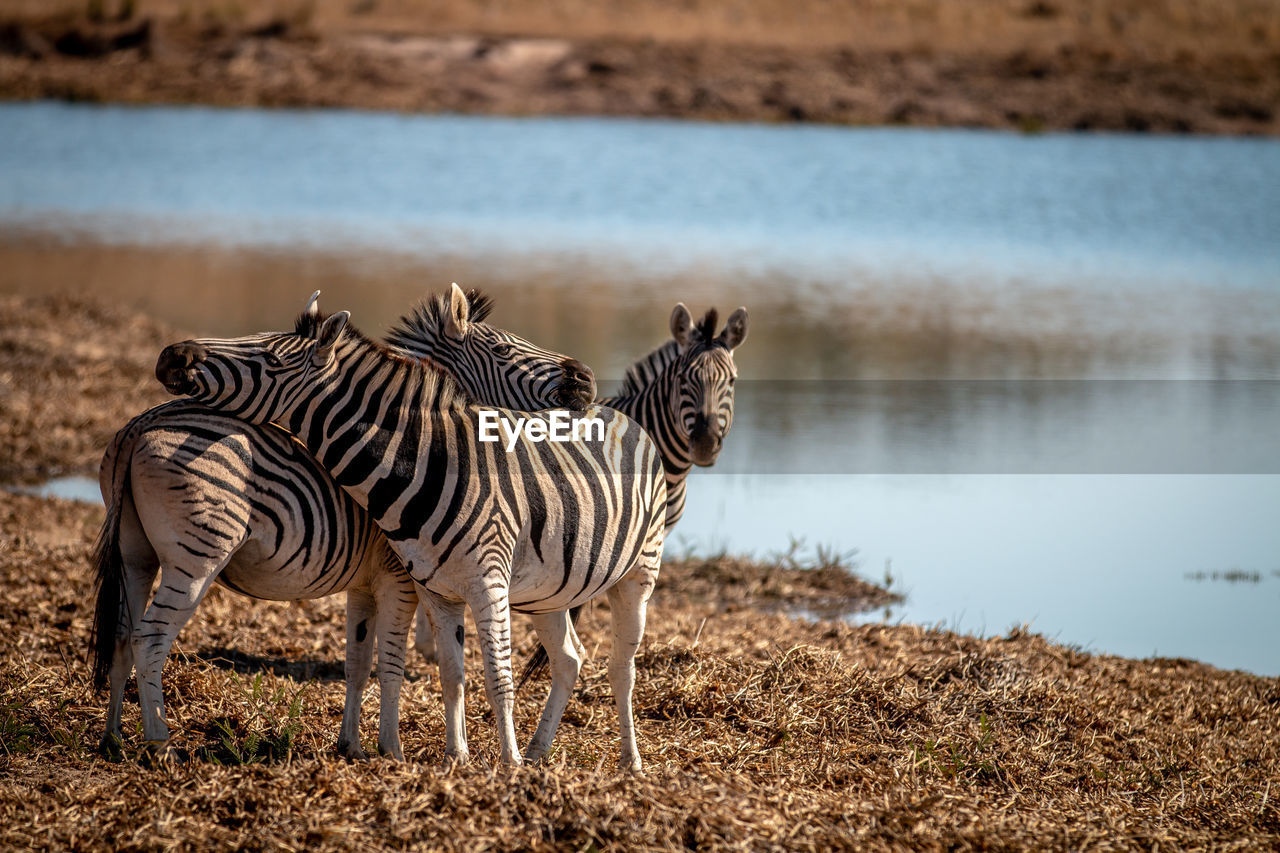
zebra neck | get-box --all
[617,339,680,397]
[603,373,694,481]
[612,343,710,532]
[661,476,688,530]
[283,342,451,513]
[606,382,690,530]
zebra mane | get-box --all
[295,309,325,339]
[617,340,681,397]
[616,308,722,396]
[383,288,495,358]
[693,308,719,348]
[296,309,473,407]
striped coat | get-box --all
[91,285,593,760]
[156,295,667,768]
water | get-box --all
[4,103,1279,292]
[677,474,1280,677]
[11,475,102,504]
[2,102,1279,674]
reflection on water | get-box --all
[2,236,1278,382]
[2,103,1279,674]
[728,380,1280,474]
[679,474,1280,677]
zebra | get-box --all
[411,301,750,667]
[91,285,595,761]
[154,293,668,770]
[605,302,748,531]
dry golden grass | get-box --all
[0,293,176,484]
[2,0,1277,132]
[1,489,1277,850]
[15,0,1280,56]
[1,287,1277,850]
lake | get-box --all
[2,102,1278,674]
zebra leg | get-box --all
[607,564,659,773]
[523,609,582,763]
[413,599,438,665]
[104,501,159,753]
[568,609,586,659]
[419,590,469,764]
[372,571,417,761]
[466,581,521,766]
[337,588,376,760]
[131,563,226,746]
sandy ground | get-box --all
[0,293,1277,848]
[1,487,1277,849]
[1,0,1278,134]
[0,293,177,485]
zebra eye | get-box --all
[264,352,283,368]
[728,375,737,386]
[492,343,515,358]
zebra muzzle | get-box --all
[689,412,723,466]
[555,358,596,410]
[155,341,207,396]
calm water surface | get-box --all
[2,103,1278,674]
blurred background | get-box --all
[1,1,1278,673]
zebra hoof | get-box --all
[618,755,643,775]
[337,739,369,761]
[139,741,176,768]
[441,750,470,769]
[377,743,404,762]
[97,732,124,762]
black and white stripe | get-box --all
[91,285,592,760]
[603,302,748,532]
[386,285,596,411]
[512,302,749,686]
[155,293,667,769]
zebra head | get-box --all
[669,303,749,467]
[155,291,352,424]
[385,283,596,410]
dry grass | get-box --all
[1,0,1277,132]
[1,287,1277,849]
[0,489,1277,850]
[13,0,1280,56]
[660,539,899,617]
[0,293,176,484]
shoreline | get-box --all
[12,95,1280,140]
[2,6,1277,136]
[1,483,1276,848]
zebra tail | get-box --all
[89,453,130,692]
[516,604,584,691]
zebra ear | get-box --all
[304,290,321,317]
[444,282,469,341]
[312,310,349,367]
[718,307,749,351]
[670,303,694,350]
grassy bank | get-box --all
[0,0,1277,133]
[0,488,1276,849]
[0,293,175,484]
[1,291,1278,849]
